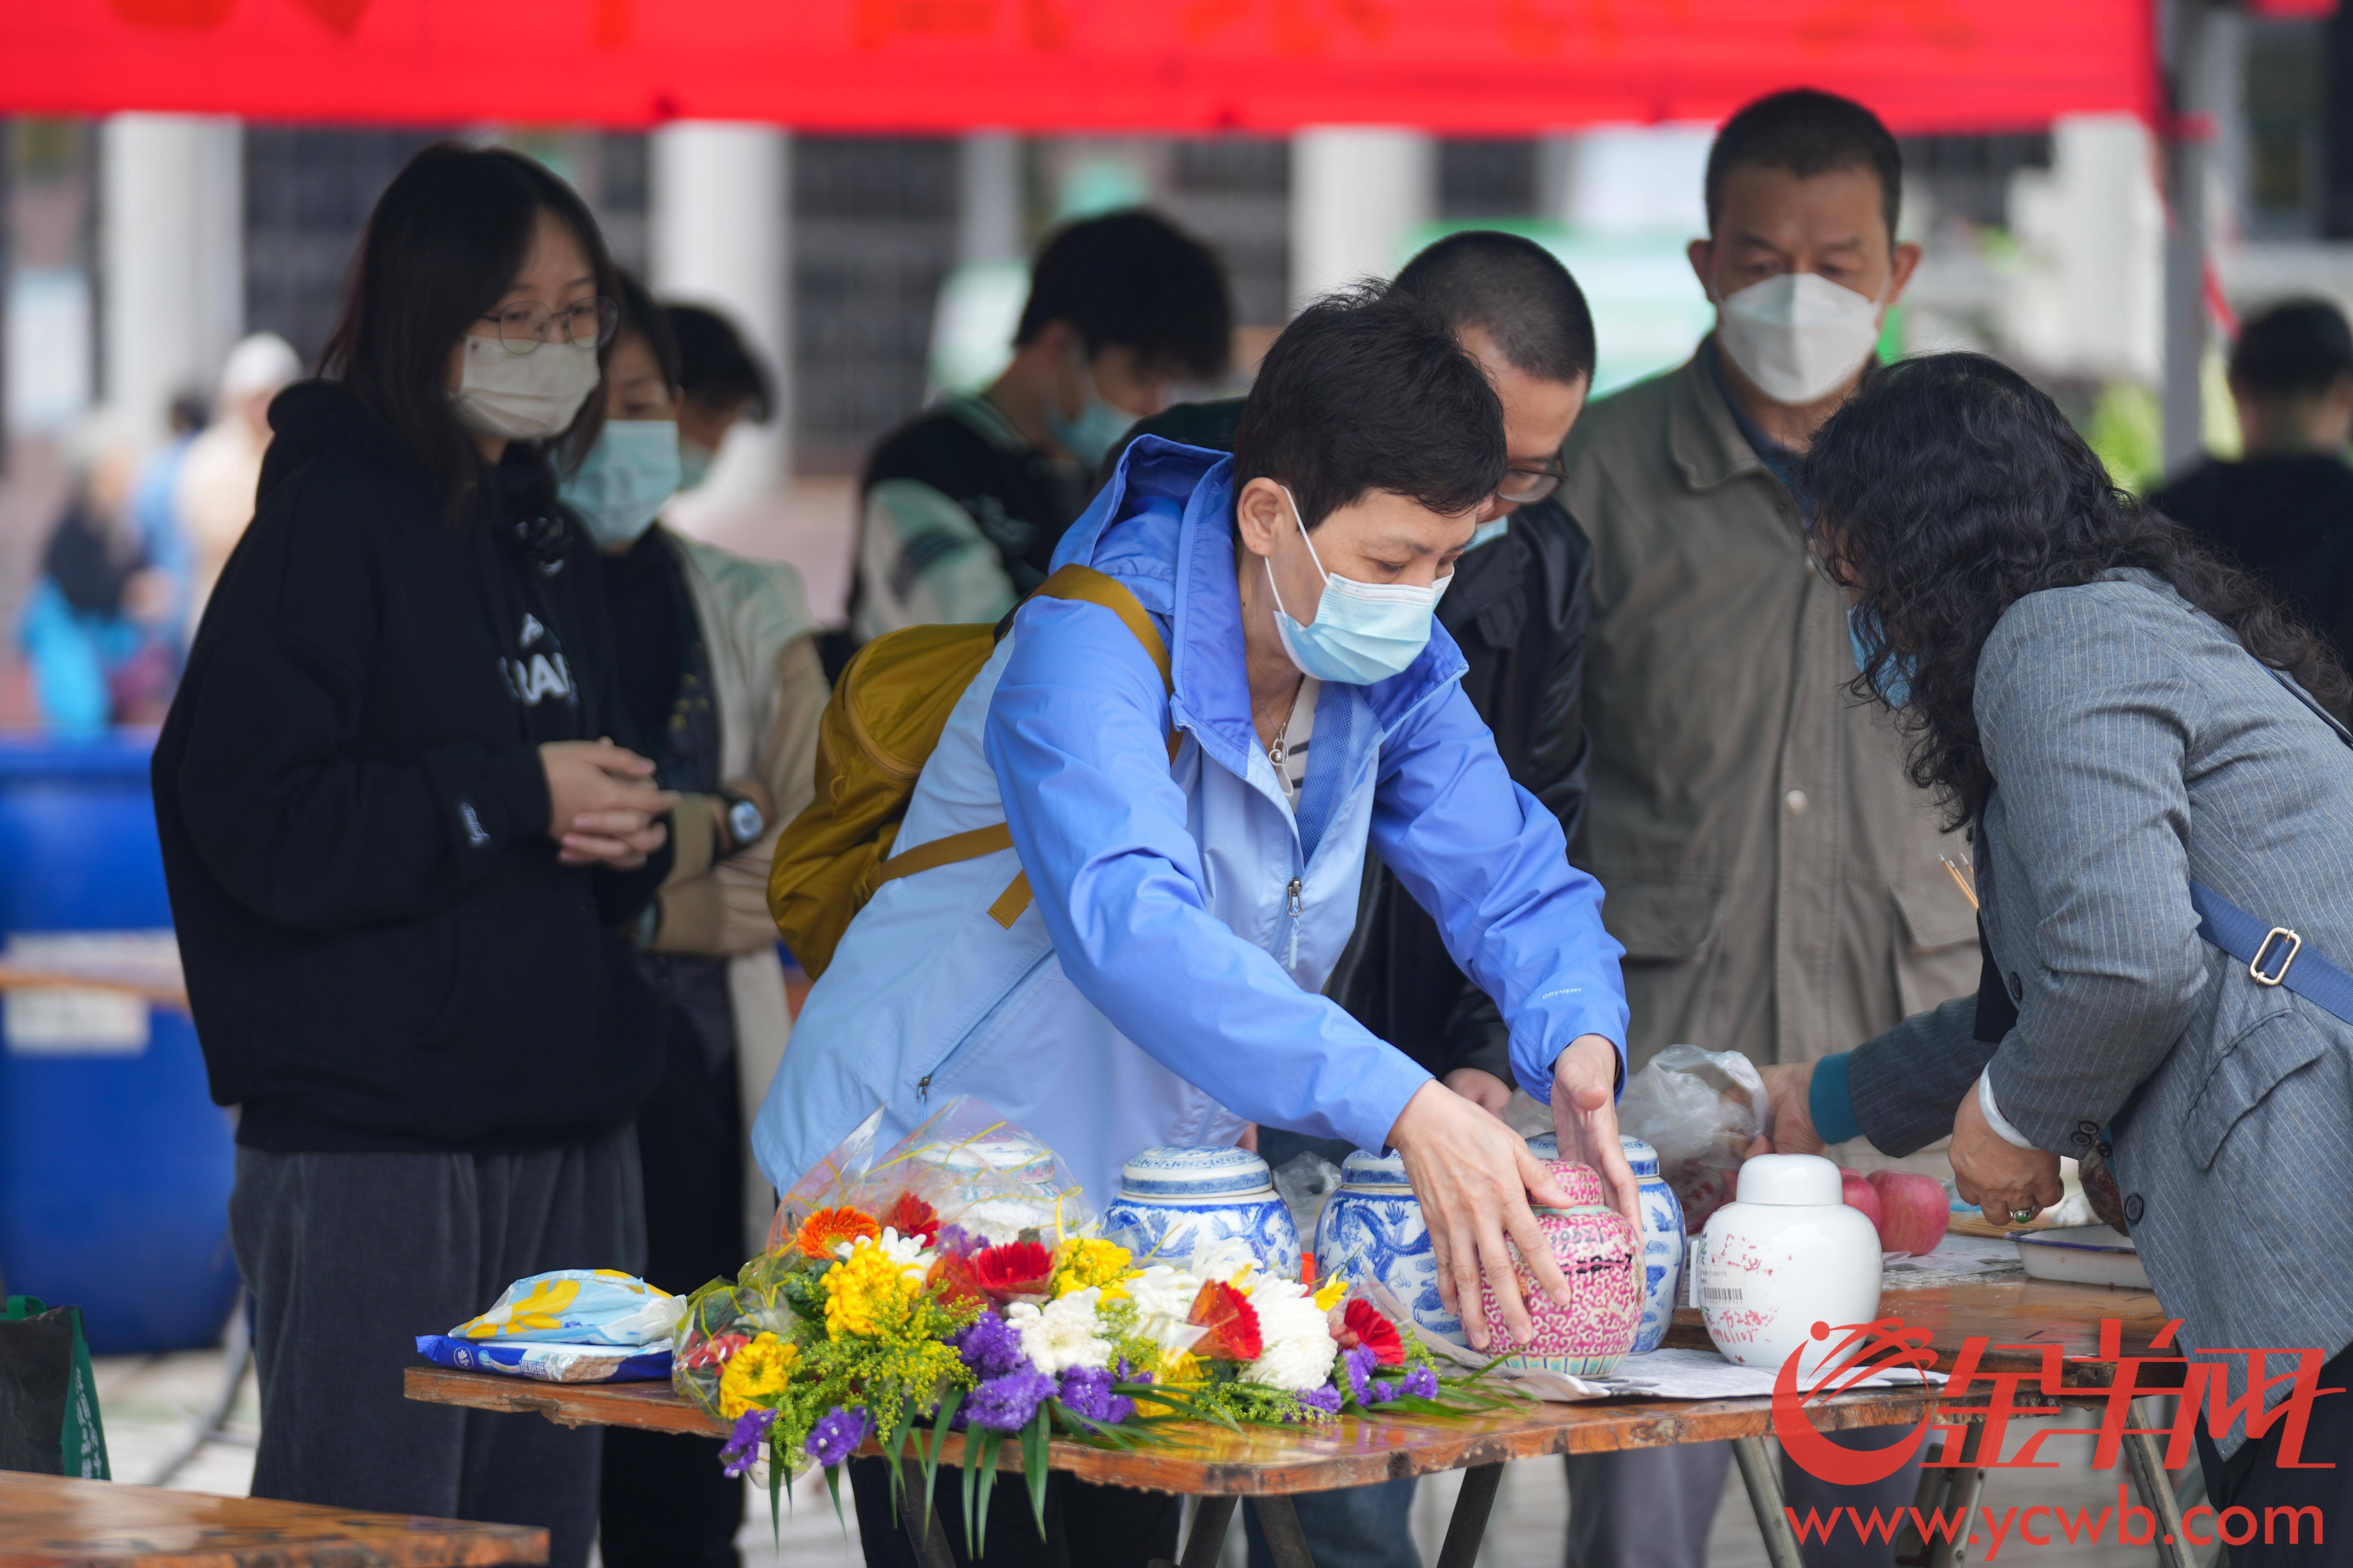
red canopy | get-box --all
[1,0,2154,134]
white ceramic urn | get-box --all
[1692,1154,1882,1382]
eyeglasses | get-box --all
[1497,464,1565,505]
[478,297,618,355]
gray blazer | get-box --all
[1847,570,2353,1452]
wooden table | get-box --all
[0,1471,546,1567]
[407,1271,2184,1568]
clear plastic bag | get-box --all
[1616,1045,1772,1233]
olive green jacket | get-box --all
[1559,346,1978,1071]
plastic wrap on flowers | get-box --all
[768,1097,1098,1257]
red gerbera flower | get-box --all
[1340,1299,1406,1367]
[1187,1280,1263,1363]
[970,1240,1055,1301]
[881,1191,941,1247]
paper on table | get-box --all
[1363,1277,1946,1404]
[1883,1232,2026,1290]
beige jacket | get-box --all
[1559,347,1978,1074]
[647,527,825,1254]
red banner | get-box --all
[0,0,2155,134]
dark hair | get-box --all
[1706,89,1902,239]
[1232,283,1504,531]
[1015,209,1233,382]
[2230,298,2353,400]
[1393,230,1596,387]
[665,303,773,423]
[1804,352,2348,828]
[613,271,682,390]
[320,144,615,522]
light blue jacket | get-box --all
[752,439,1629,1208]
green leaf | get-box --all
[768,1434,785,1548]
[1022,1409,1050,1539]
[961,1423,984,1549]
[921,1391,963,1531]
[825,1462,849,1539]
[973,1430,1002,1556]
[883,1402,917,1514]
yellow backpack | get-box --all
[768,563,1172,980]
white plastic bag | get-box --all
[1617,1045,1771,1232]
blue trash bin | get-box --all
[0,730,239,1354]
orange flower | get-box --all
[1187,1279,1263,1362]
[926,1251,987,1308]
[795,1205,880,1260]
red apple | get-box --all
[1840,1171,1883,1232]
[1870,1169,1951,1257]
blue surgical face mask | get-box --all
[1044,349,1139,471]
[1262,485,1451,686]
[677,437,716,492]
[1847,604,1917,708]
[561,420,682,549]
[1467,516,1510,551]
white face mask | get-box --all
[451,336,601,442]
[1713,272,1885,407]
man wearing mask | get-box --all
[760,284,1634,1568]
[570,274,829,1568]
[2153,297,2353,676]
[1110,228,1597,1568]
[664,303,776,494]
[1557,88,1979,1568]
[849,208,1232,647]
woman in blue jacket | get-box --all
[757,287,1633,1565]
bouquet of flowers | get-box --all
[674,1099,1514,1547]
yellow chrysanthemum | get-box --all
[824,1239,923,1339]
[1132,1349,1204,1416]
[717,1333,801,1421]
[1051,1238,1134,1302]
[1311,1276,1348,1313]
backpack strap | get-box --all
[869,564,1177,928]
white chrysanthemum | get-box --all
[836,1227,935,1279]
[1005,1287,1114,1373]
[1187,1237,1261,1286]
[1243,1292,1341,1392]
[1123,1264,1202,1326]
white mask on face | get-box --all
[451,337,601,441]
[1713,271,1885,407]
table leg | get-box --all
[1435,1463,1503,1568]
[1180,1496,1238,1568]
[2121,1398,2197,1568]
[894,1457,955,1568]
[1732,1434,1807,1568]
[1253,1494,1320,1568]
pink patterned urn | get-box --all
[1475,1159,1642,1377]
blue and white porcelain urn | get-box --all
[1101,1146,1300,1275]
[1527,1132,1685,1353]
[1313,1149,1460,1343]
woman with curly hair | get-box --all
[1758,352,2353,1553]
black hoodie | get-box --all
[154,381,671,1153]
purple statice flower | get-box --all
[933,1224,985,1258]
[1055,1366,1134,1426]
[720,1407,775,1477]
[1288,1385,1342,1420]
[1400,1366,1439,1400]
[965,1367,1056,1432]
[954,1311,1027,1379]
[1341,1345,1378,1406]
[805,1405,874,1467]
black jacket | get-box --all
[1105,403,1594,1087]
[2151,453,2353,676]
[154,381,670,1153]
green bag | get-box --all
[1,1296,110,1479]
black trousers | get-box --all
[846,1455,1182,1568]
[2195,1342,2353,1567]
[599,956,747,1568]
